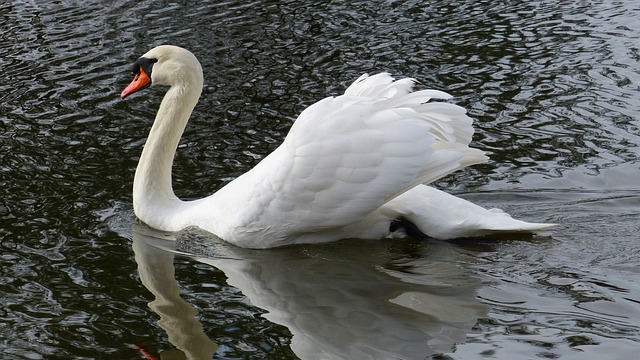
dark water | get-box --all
[1,0,639,359]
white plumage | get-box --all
[121,45,555,248]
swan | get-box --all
[121,45,555,249]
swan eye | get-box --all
[129,62,140,75]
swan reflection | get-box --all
[133,227,218,360]
[133,225,487,359]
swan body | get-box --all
[121,45,555,248]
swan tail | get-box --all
[384,185,557,240]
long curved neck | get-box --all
[133,80,202,225]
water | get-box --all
[1,0,639,358]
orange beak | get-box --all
[121,68,151,99]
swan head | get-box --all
[121,45,203,99]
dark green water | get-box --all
[1,0,639,359]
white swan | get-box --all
[121,45,555,248]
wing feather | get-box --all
[227,74,486,239]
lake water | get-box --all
[1,0,639,359]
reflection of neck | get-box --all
[133,81,201,226]
[134,238,217,359]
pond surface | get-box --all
[1,0,639,359]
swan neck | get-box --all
[133,81,202,214]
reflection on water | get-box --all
[133,224,487,359]
[1,0,640,358]
[133,226,218,360]
[128,188,640,359]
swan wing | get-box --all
[220,74,486,242]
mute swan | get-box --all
[121,45,555,248]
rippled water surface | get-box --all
[1,1,639,359]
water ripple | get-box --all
[1,0,639,358]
